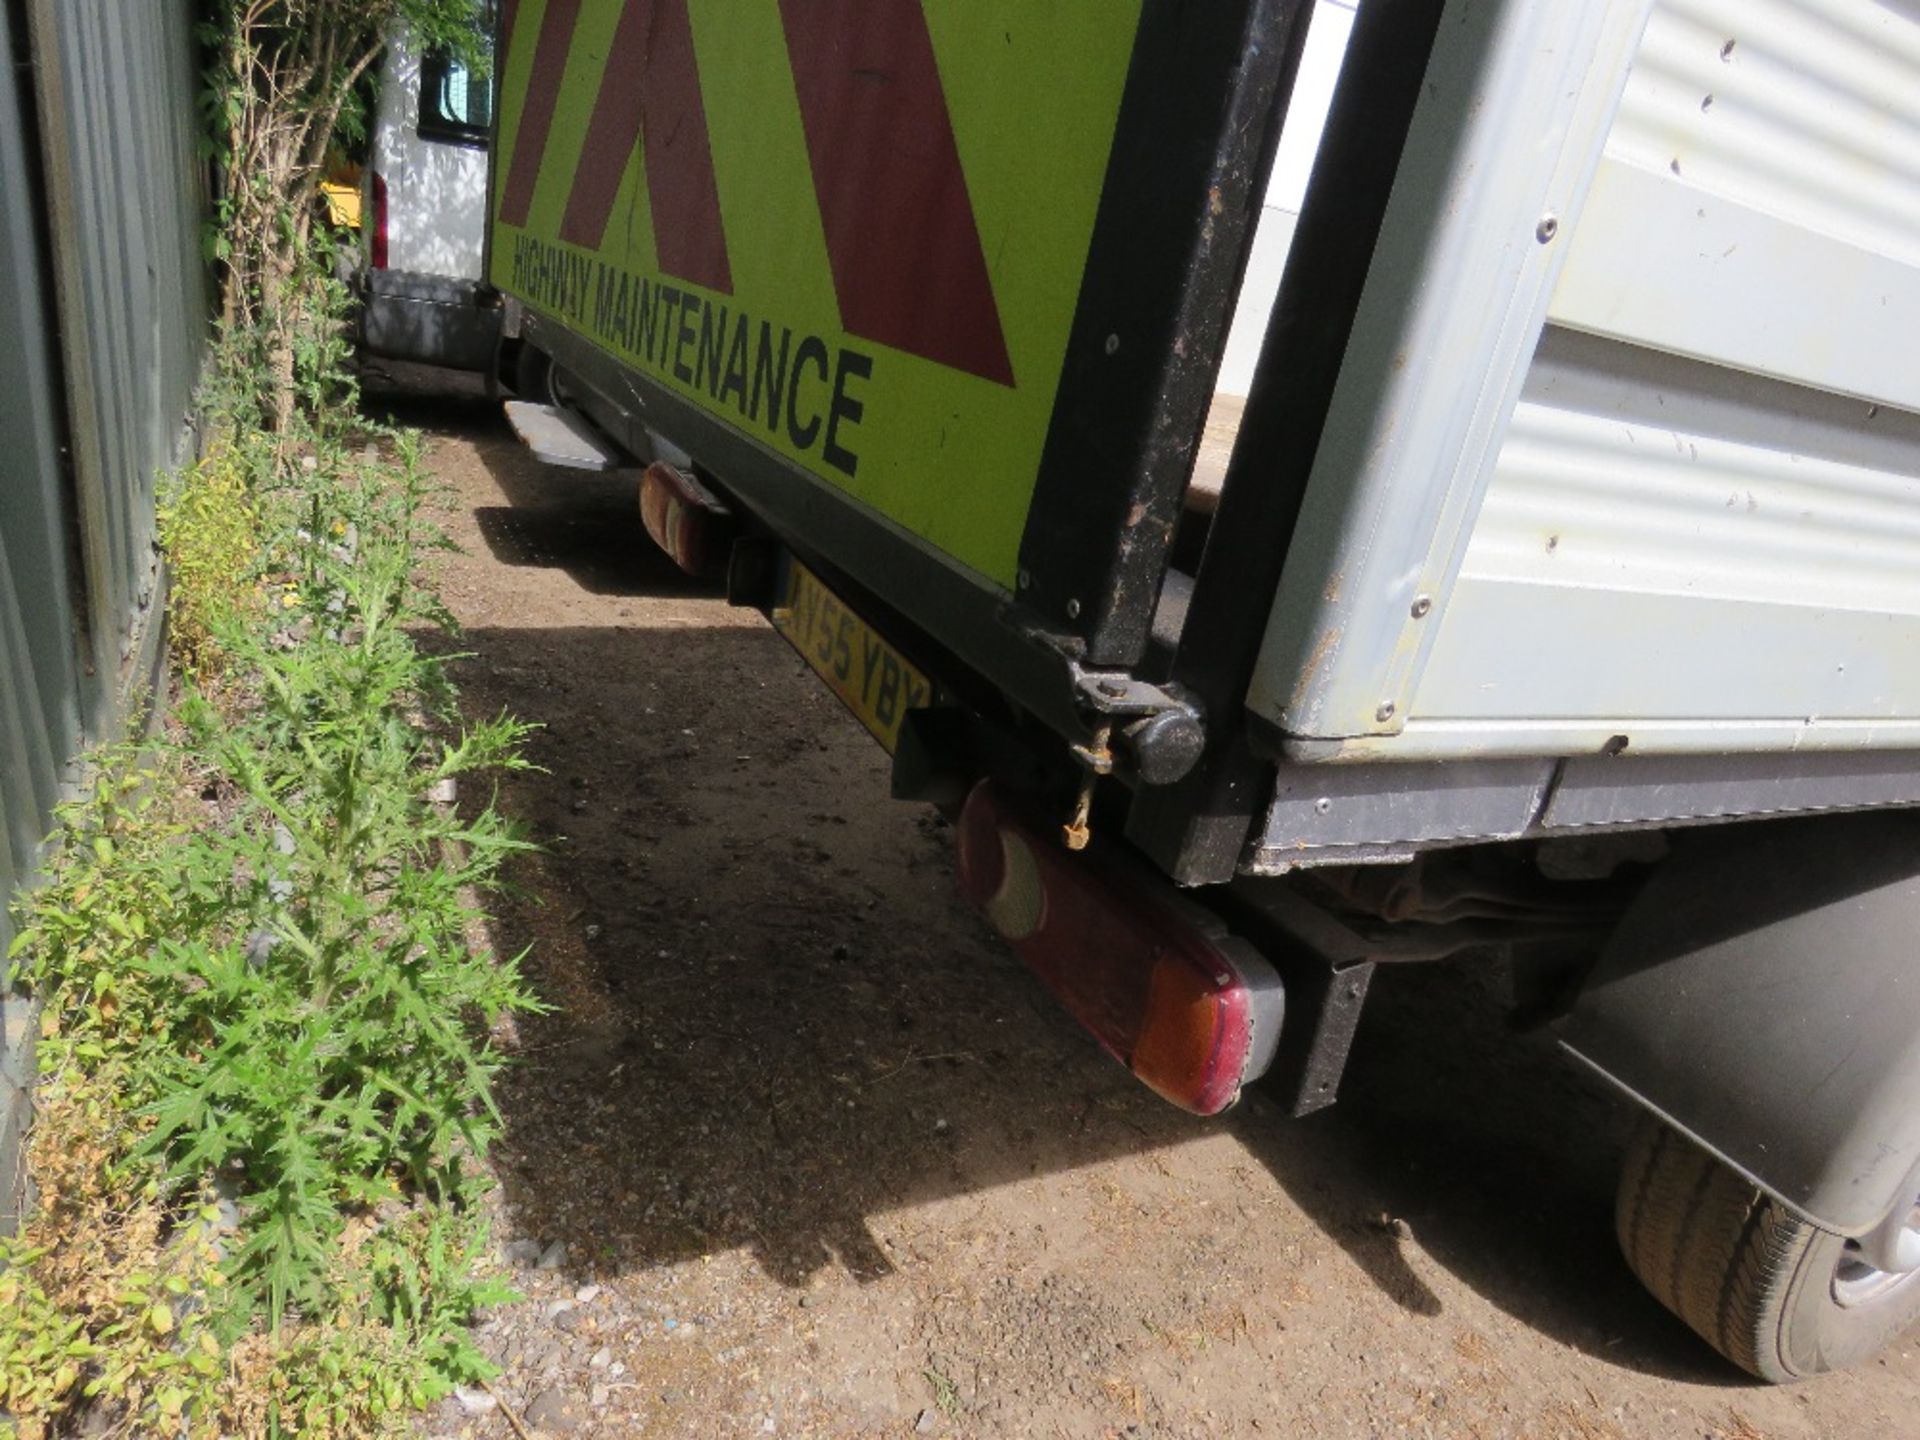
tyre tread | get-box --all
[1615,1117,1811,1381]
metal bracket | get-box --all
[1016,620,1208,788]
[1070,668,1205,790]
[1001,619,1210,848]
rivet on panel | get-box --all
[1410,595,1432,619]
[1375,702,1396,724]
[1066,598,1082,619]
[1104,334,1120,355]
[1535,214,1559,244]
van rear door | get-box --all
[487,1,1311,743]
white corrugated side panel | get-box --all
[1393,0,1920,760]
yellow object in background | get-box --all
[319,180,362,230]
[320,148,364,230]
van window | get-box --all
[419,48,491,148]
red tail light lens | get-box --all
[369,171,389,270]
[955,781,1282,1115]
[638,462,735,578]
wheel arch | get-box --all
[1559,809,1920,1237]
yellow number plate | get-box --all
[772,561,930,754]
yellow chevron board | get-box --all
[490,0,1143,590]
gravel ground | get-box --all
[368,371,1920,1440]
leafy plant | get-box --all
[0,1059,229,1440]
[158,438,265,681]
[5,4,539,1431]
[7,337,538,1434]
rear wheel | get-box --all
[1616,1116,1920,1381]
[512,344,579,409]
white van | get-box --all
[359,24,498,372]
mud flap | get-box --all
[1559,810,1920,1236]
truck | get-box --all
[480,0,1920,1383]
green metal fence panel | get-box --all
[0,0,211,1226]
[27,0,209,734]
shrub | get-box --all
[157,437,264,681]
[7,398,538,1437]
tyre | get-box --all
[1616,1116,1920,1381]
[512,344,577,408]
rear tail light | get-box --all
[369,171,389,270]
[638,462,735,578]
[955,781,1282,1115]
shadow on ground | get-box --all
[449,614,1728,1389]
[366,374,715,602]
[384,366,1740,1390]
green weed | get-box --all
[6,343,539,1435]
[157,437,265,681]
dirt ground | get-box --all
[371,373,1920,1440]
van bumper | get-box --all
[359,269,499,372]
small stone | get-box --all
[591,1384,611,1408]
[917,1408,938,1434]
[428,777,458,806]
[537,1239,568,1270]
[660,1388,686,1406]
[453,1386,496,1415]
[575,1284,602,1304]
[555,1307,586,1334]
[1369,1212,1412,1241]
[583,923,603,942]
[571,797,589,814]
[610,1361,627,1378]
[503,1239,543,1267]
[933,1118,950,1135]
[589,1346,612,1369]
[798,1294,815,1309]
[524,1387,581,1433]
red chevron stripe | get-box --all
[498,0,583,227]
[777,0,1014,386]
[557,0,731,292]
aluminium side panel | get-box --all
[1242,0,1656,748]
[1249,0,1920,765]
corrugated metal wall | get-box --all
[0,0,210,1224]
[28,0,210,733]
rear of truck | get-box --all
[485,0,1920,1382]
